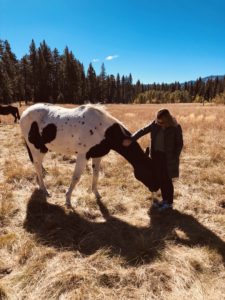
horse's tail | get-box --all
[25,141,33,163]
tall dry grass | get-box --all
[0,103,225,299]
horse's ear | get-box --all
[105,123,130,144]
[145,147,150,156]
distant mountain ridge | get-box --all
[201,75,225,82]
[182,75,225,85]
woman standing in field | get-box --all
[123,108,183,212]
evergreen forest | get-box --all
[0,39,225,105]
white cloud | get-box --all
[91,55,119,63]
[105,55,119,61]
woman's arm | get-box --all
[131,121,154,141]
[123,121,154,146]
[174,124,183,157]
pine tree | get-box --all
[20,55,32,104]
[52,48,61,102]
[29,39,38,101]
[107,74,116,103]
[0,40,18,103]
[87,63,97,102]
[79,63,87,104]
[61,46,83,103]
[39,40,54,101]
[99,63,107,102]
[127,73,134,102]
[116,73,121,103]
[0,61,13,103]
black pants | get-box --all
[152,151,174,204]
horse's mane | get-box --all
[81,103,129,134]
[79,102,112,115]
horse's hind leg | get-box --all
[12,109,20,123]
[91,157,101,199]
[12,112,17,123]
[66,153,87,207]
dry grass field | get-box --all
[0,103,225,300]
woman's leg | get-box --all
[153,151,174,205]
[160,175,174,204]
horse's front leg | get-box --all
[91,157,101,199]
[33,154,49,196]
[66,153,87,207]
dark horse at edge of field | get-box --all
[0,105,20,123]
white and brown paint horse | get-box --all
[0,105,20,123]
[20,103,158,207]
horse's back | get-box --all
[0,105,17,114]
[20,104,48,131]
[20,103,117,155]
[21,103,116,130]
[21,103,52,118]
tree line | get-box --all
[134,77,225,104]
[0,39,224,105]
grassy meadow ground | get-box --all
[0,103,225,300]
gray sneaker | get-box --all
[152,199,169,208]
[157,202,173,212]
[152,199,163,208]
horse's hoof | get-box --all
[95,193,101,200]
[41,190,51,197]
[65,202,72,209]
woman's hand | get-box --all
[122,138,132,147]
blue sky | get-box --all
[0,0,225,83]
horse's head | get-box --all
[86,123,159,192]
[133,157,159,192]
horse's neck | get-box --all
[112,142,147,167]
[104,123,148,168]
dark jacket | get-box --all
[131,120,183,178]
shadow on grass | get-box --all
[24,189,225,266]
